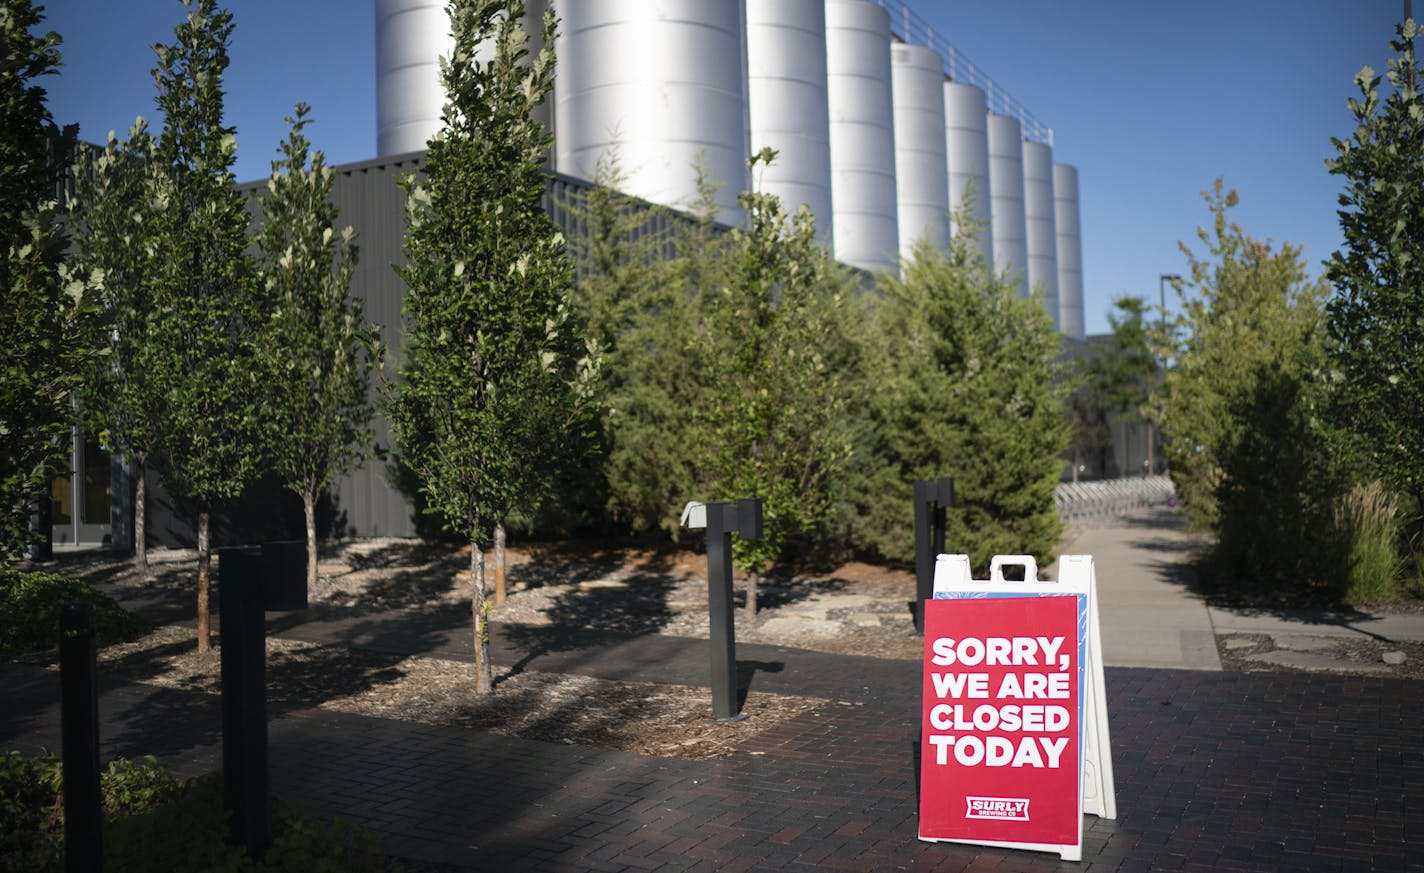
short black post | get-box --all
[703,498,763,720]
[705,503,737,720]
[219,548,269,859]
[59,601,101,873]
[913,477,955,633]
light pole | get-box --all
[1153,274,1182,476]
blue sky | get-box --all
[42,1,1404,335]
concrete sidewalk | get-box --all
[1064,506,1424,674]
[1061,508,1222,670]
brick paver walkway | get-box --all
[4,616,1422,871]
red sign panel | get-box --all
[919,595,1080,846]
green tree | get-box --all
[70,120,161,574]
[1158,180,1334,583]
[594,161,721,539]
[256,104,382,591]
[1087,296,1157,476]
[1325,18,1424,533]
[389,0,588,692]
[146,0,263,652]
[698,149,859,613]
[853,219,1068,572]
[0,0,100,559]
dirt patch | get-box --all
[35,540,907,761]
[1216,632,1424,678]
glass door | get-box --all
[49,429,111,547]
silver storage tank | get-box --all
[825,0,899,274]
[943,80,993,268]
[746,0,834,245]
[377,0,553,158]
[1022,140,1060,329]
[376,0,449,156]
[987,113,1029,298]
[552,0,750,223]
[890,42,950,259]
[1053,162,1085,340]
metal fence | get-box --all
[868,0,1054,145]
[1054,476,1176,525]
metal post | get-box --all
[704,503,737,720]
[220,549,269,859]
[1157,274,1181,476]
[60,601,101,873]
[914,478,955,633]
[913,481,933,633]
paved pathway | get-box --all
[1061,510,1222,671]
[5,510,1424,870]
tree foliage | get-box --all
[699,149,860,606]
[852,222,1068,573]
[1326,19,1424,526]
[579,151,861,610]
[256,103,382,589]
[70,120,160,570]
[389,0,589,692]
[145,0,263,650]
[590,161,720,539]
[1087,296,1155,424]
[1158,180,1334,582]
[0,0,101,560]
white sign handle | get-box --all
[988,555,1038,583]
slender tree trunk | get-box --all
[471,538,492,693]
[196,508,211,653]
[303,486,318,590]
[494,522,507,605]
[745,571,759,619]
[1146,422,1155,477]
[134,452,148,576]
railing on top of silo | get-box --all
[1054,476,1177,525]
[866,0,1054,147]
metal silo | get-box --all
[943,80,993,268]
[825,0,899,274]
[1022,140,1059,329]
[376,0,449,156]
[1054,162,1085,340]
[746,0,833,245]
[987,113,1029,298]
[377,0,554,158]
[891,41,949,260]
[552,0,750,223]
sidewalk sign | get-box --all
[918,554,1115,861]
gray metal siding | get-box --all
[327,152,424,539]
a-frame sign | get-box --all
[918,554,1115,861]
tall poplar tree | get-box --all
[257,104,381,591]
[0,0,99,558]
[390,0,588,693]
[147,0,261,652]
[70,120,160,573]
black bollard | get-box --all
[913,477,955,633]
[219,548,269,859]
[705,503,737,720]
[59,601,101,873]
[703,498,763,720]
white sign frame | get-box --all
[920,553,1116,861]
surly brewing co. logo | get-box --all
[965,796,1030,821]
